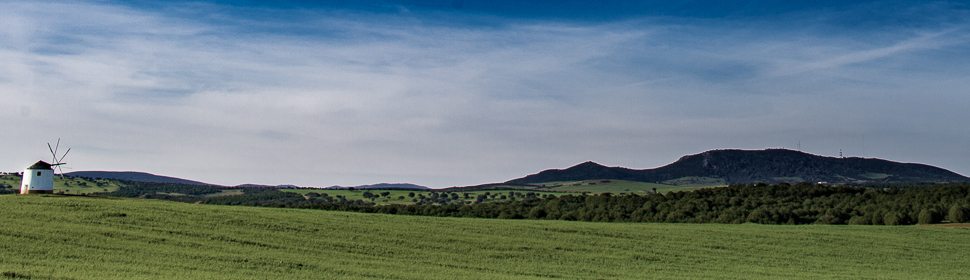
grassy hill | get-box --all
[1,194,969,279]
[443,180,709,195]
[518,179,709,193]
[280,188,568,205]
[507,149,970,185]
[0,174,125,195]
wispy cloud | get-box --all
[764,26,969,79]
[2,1,969,187]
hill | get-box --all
[508,149,969,185]
[1,195,968,279]
[443,180,703,195]
[325,183,430,190]
[66,171,213,185]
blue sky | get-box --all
[2,1,969,187]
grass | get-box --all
[860,173,893,180]
[0,174,124,195]
[660,176,727,187]
[281,189,567,205]
[529,179,710,194]
[1,194,969,279]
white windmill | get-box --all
[20,139,70,195]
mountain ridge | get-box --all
[506,149,969,185]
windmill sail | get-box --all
[47,139,70,177]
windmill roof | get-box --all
[27,161,53,170]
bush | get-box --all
[949,204,969,223]
[884,212,904,226]
[847,216,869,225]
[918,209,939,225]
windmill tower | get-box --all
[20,139,70,195]
[21,161,55,194]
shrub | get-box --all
[918,209,940,225]
[949,204,969,223]
[884,212,904,226]
[847,216,869,225]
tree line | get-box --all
[268,182,970,225]
[87,180,970,225]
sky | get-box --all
[2,0,969,188]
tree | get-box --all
[380,191,390,197]
[408,192,415,197]
[949,204,969,223]
[918,209,939,225]
[884,212,904,226]
[528,208,547,219]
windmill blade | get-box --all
[58,148,70,163]
[58,165,72,177]
[53,138,61,159]
[48,143,57,163]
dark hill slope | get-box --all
[507,149,969,185]
[65,171,212,186]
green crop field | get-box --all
[1,195,969,279]
[0,174,126,195]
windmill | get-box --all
[47,138,70,177]
[20,139,70,194]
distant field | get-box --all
[1,195,969,279]
[528,179,712,193]
[281,188,566,205]
[0,174,123,195]
[278,180,705,206]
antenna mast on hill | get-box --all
[47,138,70,177]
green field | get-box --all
[0,174,709,205]
[1,194,969,279]
[527,179,712,193]
[281,188,568,205]
[0,174,124,195]
[278,181,702,206]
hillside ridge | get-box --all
[65,171,213,186]
[507,149,969,185]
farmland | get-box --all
[276,179,709,206]
[0,174,124,195]
[0,173,709,206]
[280,188,569,205]
[519,179,714,193]
[1,194,969,279]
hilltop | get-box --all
[507,149,969,185]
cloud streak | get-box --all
[2,1,969,187]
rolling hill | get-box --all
[66,171,213,185]
[507,149,969,185]
[325,183,430,190]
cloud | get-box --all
[2,1,969,187]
